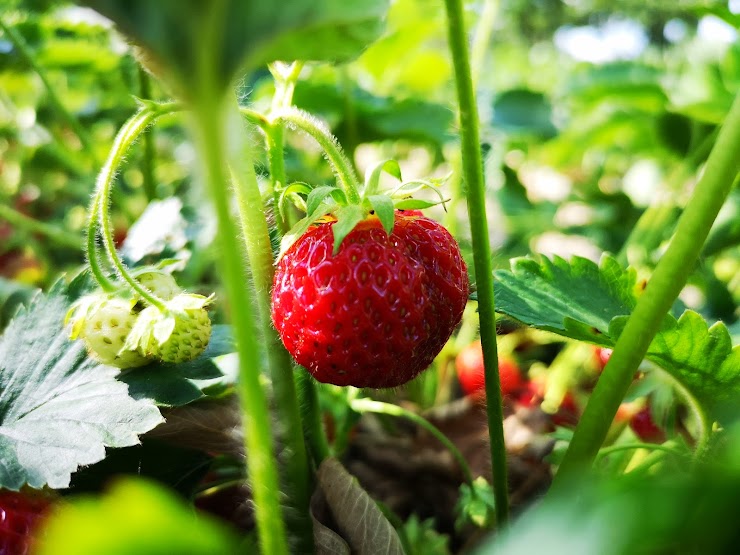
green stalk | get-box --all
[273,108,362,203]
[191,95,288,555]
[350,398,474,484]
[225,96,313,553]
[94,107,181,309]
[0,17,96,158]
[469,0,499,87]
[553,91,740,485]
[443,0,509,525]
[297,371,331,465]
[138,67,158,201]
[0,203,81,250]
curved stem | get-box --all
[443,0,509,525]
[85,190,117,292]
[94,104,181,308]
[350,398,474,485]
[0,203,81,250]
[657,368,712,462]
[0,17,96,159]
[272,107,362,203]
[595,442,686,462]
[553,91,740,486]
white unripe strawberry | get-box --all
[67,295,148,368]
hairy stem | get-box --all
[273,107,361,203]
[191,95,288,555]
[350,398,474,484]
[138,68,158,201]
[225,97,313,553]
[554,91,740,485]
[297,371,331,465]
[94,107,182,309]
[443,0,509,524]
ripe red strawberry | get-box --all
[594,347,612,371]
[0,490,52,555]
[455,340,523,397]
[629,406,666,443]
[271,212,468,388]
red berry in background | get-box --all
[455,340,523,397]
[272,212,469,388]
[630,406,666,443]
[551,392,579,427]
[0,490,52,555]
[594,347,612,371]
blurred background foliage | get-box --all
[1,0,737,333]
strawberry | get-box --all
[271,212,468,388]
[629,406,666,443]
[67,294,149,369]
[0,490,52,555]
[594,347,612,371]
[455,340,523,397]
[125,293,213,364]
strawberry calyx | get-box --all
[123,293,214,363]
[278,158,449,258]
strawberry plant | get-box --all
[0,0,739,554]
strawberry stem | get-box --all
[91,105,181,309]
[266,62,304,234]
[190,92,289,555]
[444,0,510,525]
[554,91,740,487]
[273,107,362,204]
[226,95,314,553]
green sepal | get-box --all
[332,205,367,254]
[390,178,449,211]
[306,186,347,215]
[279,199,339,259]
[363,159,402,197]
[394,198,448,210]
[278,182,312,222]
[368,194,395,235]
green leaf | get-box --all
[492,89,556,139]
[363,159,401,197]
[279,199,339,258]
[292,81,454,147]
[316,458,404,554]
[368,194,395,235]
[0,288,163,490]
[455,477,496,531]
[118,326,236,407]
[82,0,389,98]
[35,478,239,555]
[494,255,637,344]
[610,312,740,415]
[494,255,740,419]
[332,204,366,253]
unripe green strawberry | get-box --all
[125,293,213,364]
[67,295,149,369]
[135,270,181,301]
